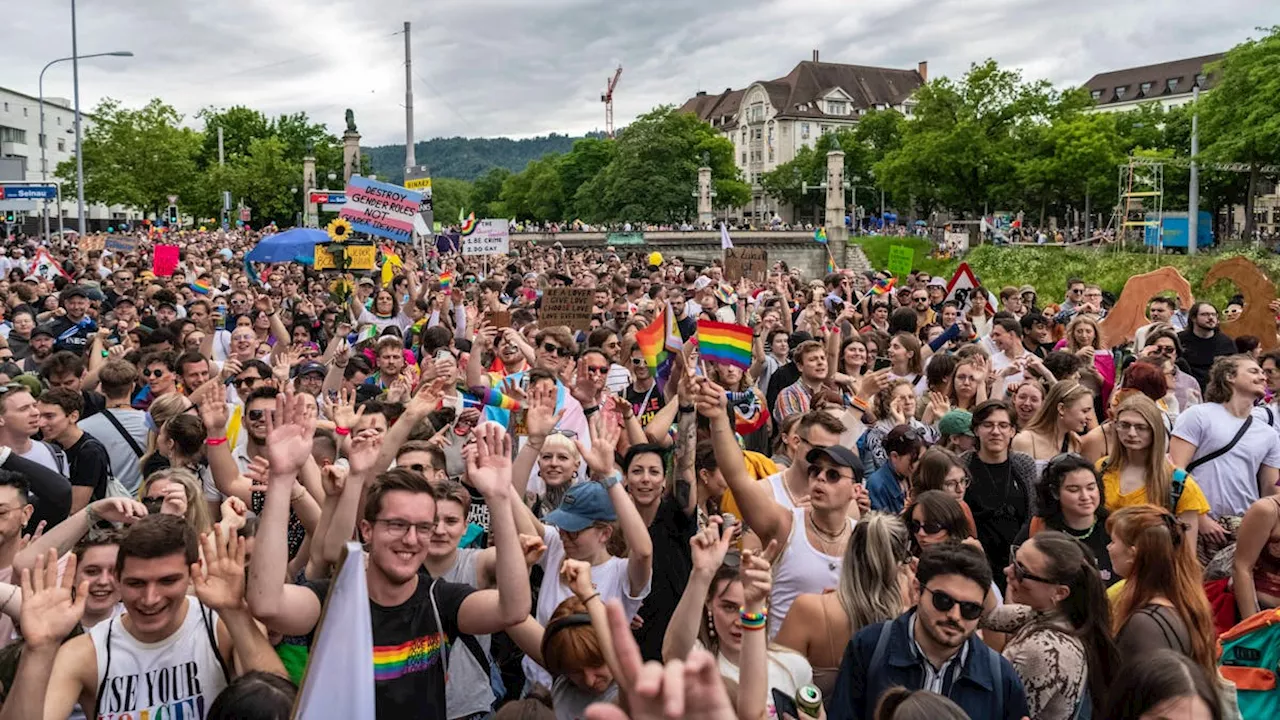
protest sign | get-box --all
[724,247,767,283]
[153,244,180,277]
[345,245,376,271]
[486,310,512,328]
[540,288,594,330]
[339,176,423,243]
[887,245,914,277]
[78,235,105,252]
[404,166,434,239]
[462,219,510,256]
[105,236,138,253]
[314,246,339,271]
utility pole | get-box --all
[71,0,86,236]
[1188,85,1200,256]
[218,126,225,166]
[404,21,415,168]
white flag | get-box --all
[293,542,375,719]
[720,222,733,249]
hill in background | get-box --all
[366,133,602,183]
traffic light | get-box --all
[167,205,178,226]
[3,211,13,223]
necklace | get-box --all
[1064,518,1097,539]
[807,513,850,568]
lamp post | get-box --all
[38,49,132,242]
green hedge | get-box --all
[856,238,1280,308]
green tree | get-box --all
[430,178,472,229]
[1199,26,1280,239]
[55,98,203,216]
[469,167,510,218]
[195,105,271,167]
[760,128,872,222]
[557,137,616,219]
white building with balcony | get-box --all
[0,85,138,238]
[678,51,926,222]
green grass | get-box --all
[856,237,1280,308]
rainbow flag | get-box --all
[189,280,212,295]
[825,249,837,274]
[697,320,753,370]
[438,271,454,290]
[635,309,669,372]
[814,227,828,244]
[871,277,896,296]
[464,386,520,411]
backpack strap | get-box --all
[865,621,894,718]
[986,645,1004,720]
[101,409,145,458]
[1170,468,1188,514]
[93,618,114,719]
[1186,415,1253,473]
[199,602,233,684]
[427,578,452,677]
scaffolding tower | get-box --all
[1117,157,1165,252]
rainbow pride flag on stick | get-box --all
[438,271,454,290]
[189,280,212,295]
[825,247,838,274]
[697,320,753,370]
[871,277,896,296]
[635,306,683,385]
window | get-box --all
[0,127,27,144]
[1090,90,1102,100]
[753,128,762,140]
[56,117,61,126]
[741,153,747,164]
[1167,78,1179,92]
[22,108,27,118]
[826,100,846,115]
[1115,86,1127,99]
[801,122,810,139]
[1140,81,1153,93]
[57,138,65,152]
[1195,73,1206,87]
[2,103,7,112]
[768,148,774,162]
[38,133,45,149]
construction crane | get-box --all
[601,66,622,138]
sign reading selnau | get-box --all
[339,176,422,243]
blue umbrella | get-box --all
[245,228,329,263]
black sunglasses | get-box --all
[541,342,570,358]
[247,409,271,422]
[924,586,984,621]
[1009,545,1058,585]
[234,376,262,388]
[630,357,646,366]
[908,519,945,535]
[806,464,852,484]
[143,368,168,379]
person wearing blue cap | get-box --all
[513,413,653,691]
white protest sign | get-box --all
[462,218,510,256]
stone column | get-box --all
[697,166,713,226]
[342,130,362,184]
[824,150,849,267]
[302,156,317,228]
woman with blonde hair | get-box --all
[1011,381,1094,478]
[1063,314,1115,411]
[775,512,913,696]
[1106,505,1217,681]
[1099,395,1208,547]
[139,467,214,534]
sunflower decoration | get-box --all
[327,217,353,244]
[328,277,353,304]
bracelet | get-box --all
[335,426,351,436]
[582,592,601,606]
[740,609,768,631]
[204,437,228,446]
[679,404,695,414]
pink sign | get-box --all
[153,244,180,277]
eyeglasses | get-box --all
[908,519,945,535]
[923,586,984,621]
[806,464,852,484]
[913,297,929,303]
[978,421,1014,432]
[374,518,436,538]
[630,357,646,367]
[942,477,970,492]
[247,409,271,422]
[559,524,602,541]
[1009,547,1058,585]
[541,342,571,358]
[402,463,433,474]
[585,365,609,376]
[143,368,168,379]
[1115,421,1152,434]
[234,376,262,388]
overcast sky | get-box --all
[5,0,1276,147]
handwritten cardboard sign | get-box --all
[314,246,339,271]
[724,247,767,283]
[346,245,376,271]
[887,245,914,277]
[78,235,105,252]
[540,288,594,330]
[105,236,138,253]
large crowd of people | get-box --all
[0,226,1269,720]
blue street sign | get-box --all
[0,185,57,200]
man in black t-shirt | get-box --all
[40,350,106,420]
[249,403,530,719]
[45,284,97,355]
[35,388,112,513]
[623,343,666,428]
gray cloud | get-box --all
[3,0,1275,146]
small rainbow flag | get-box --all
[825,249,837,274]
[697,320,753,370]
[464,386,520,411]
[438,271,454,290]
[871,277,896,296]
[814,227,828,244]
[459,212,478,236]
[189,280,212,295]
[635,309,669,371]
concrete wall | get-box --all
[512,230,853,278]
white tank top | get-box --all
[89,598,230,720]
[767,472,797,510]
[769,508,853,641]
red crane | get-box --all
[601,66,622,138]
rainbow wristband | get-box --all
[740,610,767,631]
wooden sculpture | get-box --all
[1100,266,1194,348]
[1203,256,1278,350]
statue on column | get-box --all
[344,109,357,133]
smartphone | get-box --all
[772,689,799,719]
[486,310,512,328]
[436,348,453,363]
[873,356,892,372]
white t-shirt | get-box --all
[524,524,651,689]
[18,441,63,476]
[717,649,813,718]
[990,349,1026,396]
[1172,403,1280,516]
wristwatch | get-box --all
[598,470,622,489]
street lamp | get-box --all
[38,49,132,241]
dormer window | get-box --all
[1140,81,1153,94]
[1195,73,1207,87]
[1091,89,1102,100]
[1115,86,1127,100]
[1167,78,1179,92]
[826,100,846,115]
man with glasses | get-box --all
[910,289,936,327]
[1178,301,1237,390]
[829,542,1028,720]
[623,340,665,428]
[866,425,925,513]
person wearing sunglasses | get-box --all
[829,542,1029,720]
[130,351,179,412]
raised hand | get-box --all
[690,516,734,574]
[191,525,248,612]
[740,540,777,609]
[692,377,729,420]
[219,496,249,533]
[320,463,349,497]
[347,427,385,476]
[520,533,547,566]
[525,382,563,440]
[323,387,361,431]
[219,358,243,382]
[244,455,273,493]
[262,389,318,479]
[159,483,188,518]
[575,413,621,479]
[465,422,513,497]
[405,377,446,420]
[19,549,86,649]
[196,385,230,436]
[89,497,148,525]
[560,558,596,601]
[928,391,951,419]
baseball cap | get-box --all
[692,276,713,292]
[295,361,326,378]
[543,482,618,533]
[805,445,861,471]
[927,277,946,288]
[938,409,975,437]
[61,285,88,300]
[358,276,376,286]
[31,325,56,339]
